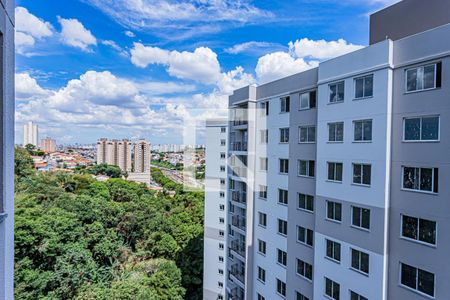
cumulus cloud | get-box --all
[289,38,364,60]
[15,7,53,54]
[15,73,50,100]
[57,17,97,52]
[81,0,273,40]
[130,43,221,85]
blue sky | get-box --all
[15,0,399,145]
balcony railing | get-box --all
[230,142,248,152]
[231,215,246,231]
[230,287,245,300]
[231,191,247,204]
[232,119,248,126]
[230,264,245,284]
[230,239,246,258]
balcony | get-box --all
[230,239,246,258]
[230,142,248,152]
[230,263,245,285]
[231,190,247,204]
[232,119,248,127]
[231,166,247,178]
[230,287,245,300]
[231,215,246,231]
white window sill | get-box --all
[297,240,314,249]
[327,100,344,105]
[349,267,369,277]
[324,256,341,264]
[404,86,439,95]
[399,236,436,248]
[402,139,440,143]
[325,218,342,224]
[298,141,316,144]
[297,207,314,214]
[401,188,438,196]
[327,141,344,144]
[326,179,343,184]
[352,140,372,143]
[353,96,373,101]
[398,284,435,299]
[351,183,371,188]
[296,273,313,283]
[350,225,371,233]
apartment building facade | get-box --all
[203,1,450,299]
[203,120,229,300]
[23,121,38,147]
[96,138,132,172]
[0,0,15,299]
[40,137,57,153]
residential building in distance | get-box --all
[40,137,57,153]
[0,0,15,298]
[96,138,107,164]
[209,1,450,299]
[96,138,131,172]
[23,121,38,147]
[203,119,228,300]
[128,139,152,185]
[117,139,132,172]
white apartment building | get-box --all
[203,120,229,300]
[23,121,38,147]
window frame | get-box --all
[354,74,374,99]
[404,62,441,93]
[399,262,435,298]
[298,159,315,178]
[299,90,316,110]
[325,277,340,300]
[260,129,269,144]
[401,166,439,194]
[326,201,342,222]
[328,81,345,104]
[400,214,437,246]
[298,193,314,213]
[297,225,314,247]
[259,157,268,171]
[327,162,343,183]
[325,239,341,263]
[279,158,289,174]
[258,212,267,227]
[276,278,287,298]
[353,119,373,142]
[280,96,290,113]
[351,206,371,231]
[257,266,266,283]
[403,115,440,142]
[328,122,344,143]
[296,258,313,281]
[277,248,287,267]
[350,290,368,300]
[278,218,288,236]
[279,127,290,143]
[258,239,267,255]
[350,248,370,275]
[299,125,316,143]
[352,163,372,186]
[278,188,288,205]
[259,185,268,199]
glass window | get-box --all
[260,129,269,144]
[404,116,439,141]
[402,215,436,245]
[280,128,289,143]
[260,157,268,171]
[327,201,342,222]
[406,63,440,92]
[278,189,288,205]
[352,163,371,185]
[328,122,344,142]
[354,119,372,141]
[298,160,315,177]
[299,125,316,143]
[297,226,313,246]
[402,166,438,193]
[355,74,373,98]
[325,277,340,300]
[259,185,267,199]
[326,239,341,262]
[350,291,368,300]
[329,81,345,103]
[278,219,287,235]
[260,101,269,116]
[400,263,435,297]
[277,279,286,297]
[328,162,343,182]
[258,266,266,282]
[259,212,267,227]
[258,239,266,254]
[280,96,290,113]
[300,90,316,110]
[296,291,310,300]
[277,249,287,266]
[296,259,313,280]
[351,249,369,274]
[298,193,314,212]
[279,159,289,174]
[352,206,370,230]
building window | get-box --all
[329,81,345,103]
[277,279,287,297]
[279,159,289,174]
[327,162,343,182]
[280,128,289,143]
[402,215,436,245]
[260,129,269,144]
[355,74,373,99]
[405,62,441,93]
[219,204,225,211]
[257,294,265,300]
[219,230,224,237]
[400,263,435,297]
[260,157,268,171]
[220,178,226,185]
[259,212,267,227]
[404,116,439,141]
[354,119,372,142]
[218,295,224,300]
[221,127,226,133]
[296,259,313,281]
[259,185,267,199]
[326,201,342,222]
[298,160,315,177]
[258,266,266,282]
[278,219,287,236]
[296,291,310,300]
[328,122,344,142]
[402,166,438,193]
[218,281,223,288]
[277,249,287,266]
[220,139,226,146]
[258,239,267,255]
[350,291,368,300]
[220,152,226,159]
[261,101,269,116]
[297,226,313,247]
[352,163,371,186]
[278,189,288,205]
[220,165,225,172]
[280,96,290,113]
[219,243,224,250]
[325,277,340,300]
[219,217,224,224]
[298,193,314,212]
[326,239,341,262]
[299,90,317,110]
[219,192,225,198]
[352,206,370,230]
[219,256,224,262]
[299,125,316,143]
[351,249,369,274]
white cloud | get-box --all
[15,7,53,54]
[82,0,273,40]
[124,30,135,37]
[57,17,97,52]
[15,73,50,100]
[130,43,221,84]
[289,38,364,60]
[225,41,284,55]
[217,67,255,94]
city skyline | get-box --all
[15,0,400,145]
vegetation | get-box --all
[87,163,126,178]
[14,147,204,300]
[151,159,183,171]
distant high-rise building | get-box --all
[105,139,118,166]
[134,139,151,173]
[96,138,132,172]
[40,137,57,153]
[23,121,38,147]
[118,139,132,172]
[96,138,107,164]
